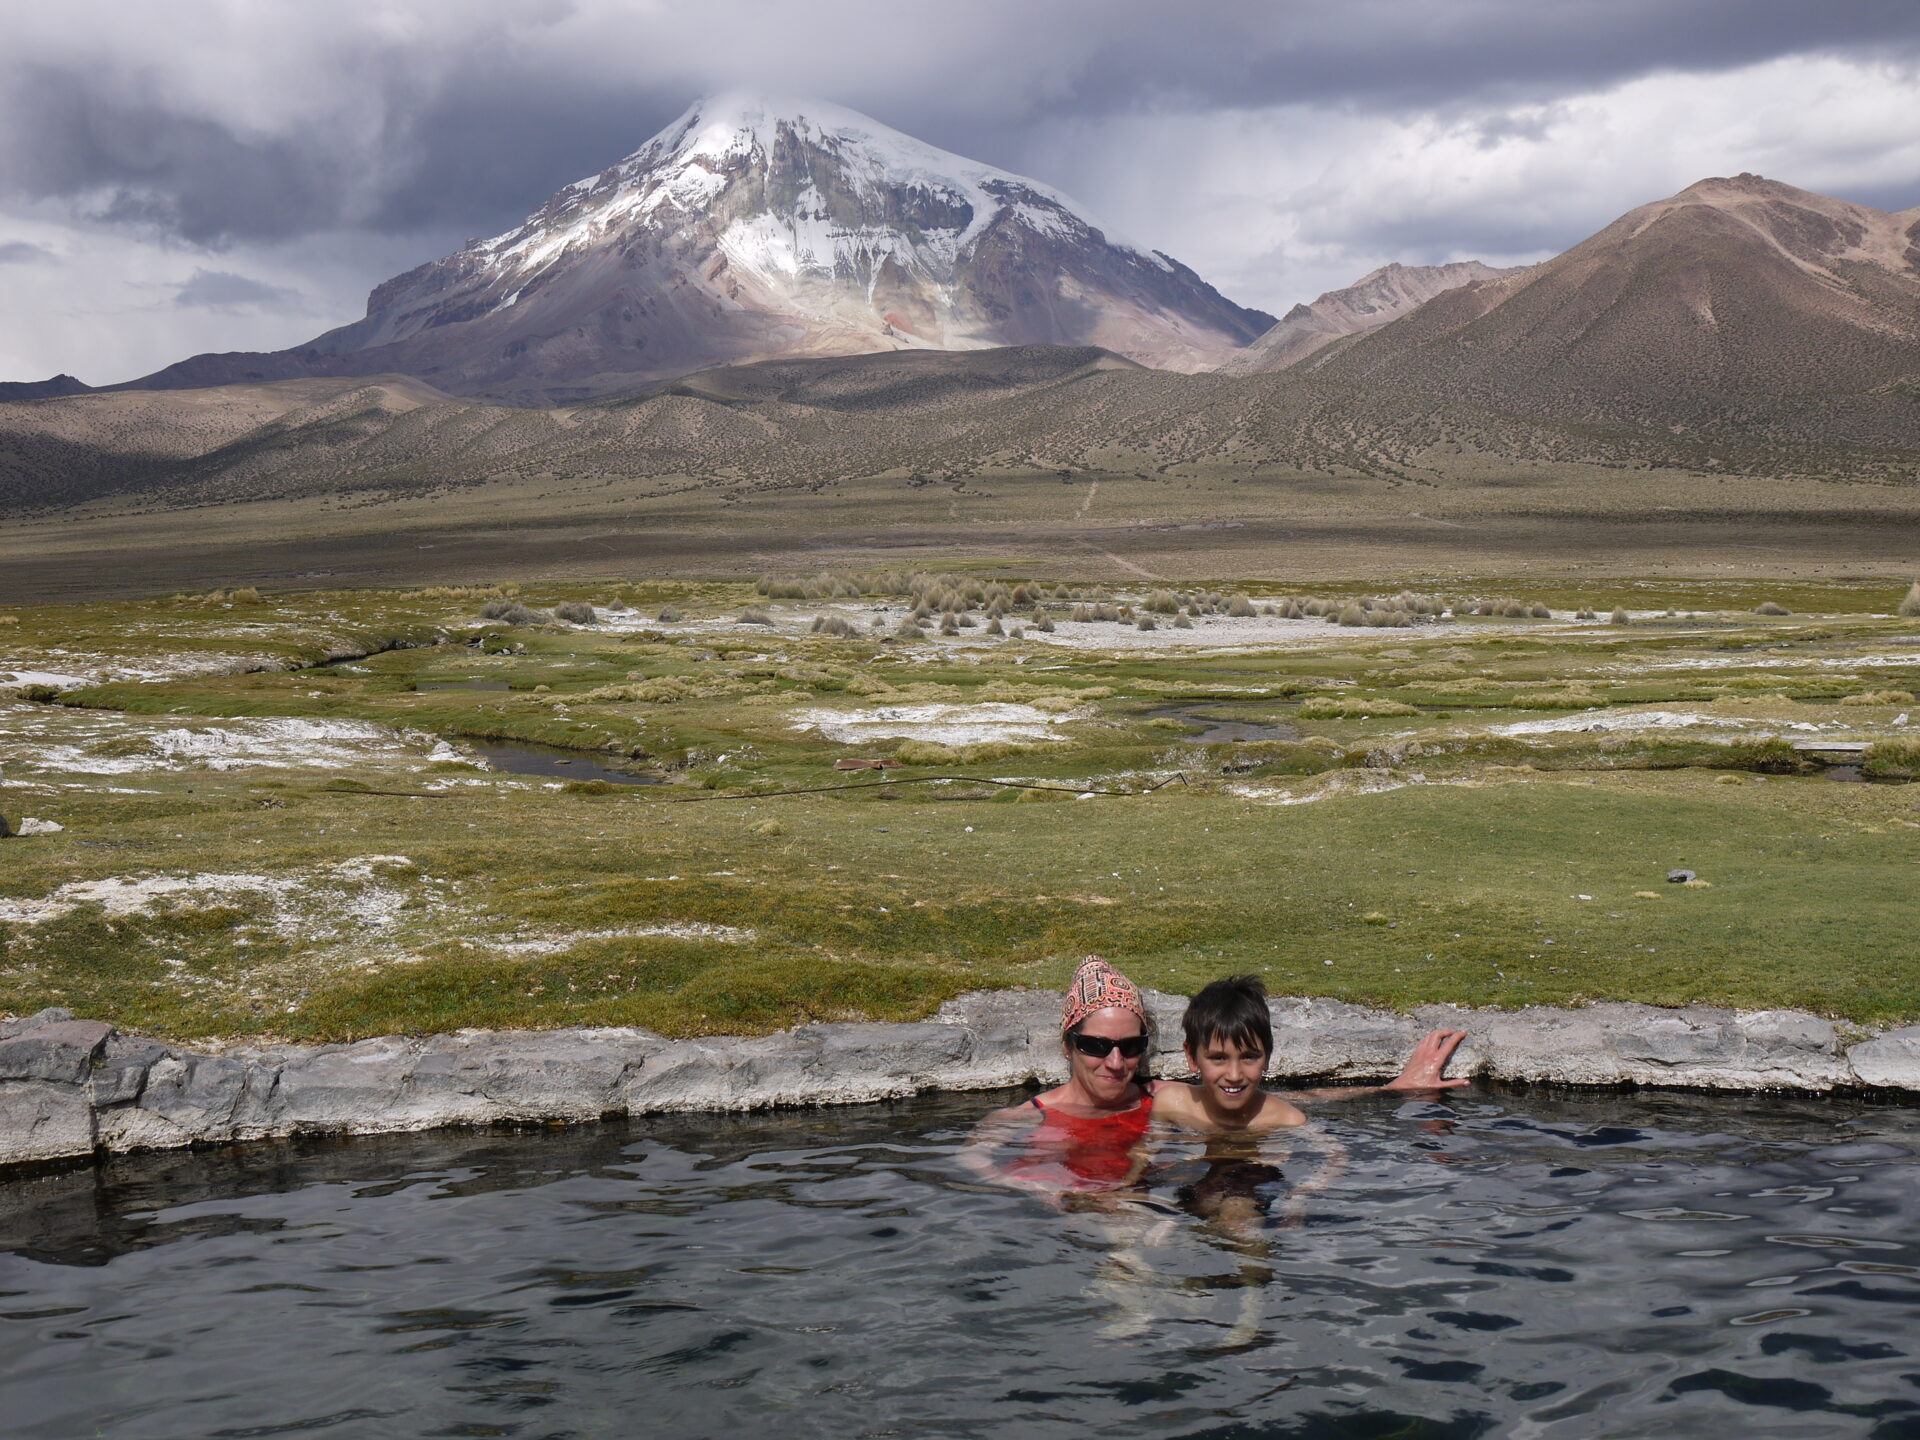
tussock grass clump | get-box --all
[748,818,786,837]
[738,607,776,626]
[0,615,18,626]
[1610,608,1630,624]
[1840,689,1916,706]
[1864,736,1920,779]
[552,601,598,624]
[1144,589,1181,614]
[1754,601,1791,616]
[1136,614,1157,631]
[809,615,856,638]
[656,606,683,623]
[1226,594,1257,617]
[1173,613,1193,629]
[1710,737,1807,774]
[1508,688,1603,710]
[1297,696,1421,719]
[894,738,1038,765]
[480,599,545,626]
[1897,581,1920,618]
[561,779,619,795]
[1014,784,1073,803]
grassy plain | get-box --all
[4,456,1920,604]
[2,574,1918,1043]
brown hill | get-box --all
[1309,175,1920,451]
[1217,261,1517,374]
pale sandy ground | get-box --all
[595,598,1607,655]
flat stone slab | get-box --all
[0,994,1915,1171]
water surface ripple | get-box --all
[3,1088,1918,1438]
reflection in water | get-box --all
[467,739,666,784]
[2,1089,1918,1438]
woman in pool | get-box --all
[962,955,1157,1201]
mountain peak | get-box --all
[125,96,1271,401]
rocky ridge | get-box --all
[1217,260,1517,374]
[4,994,1916,1169]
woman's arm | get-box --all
[955,1102,1043,1185]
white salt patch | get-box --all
[1494,709,1820,736]
[0,671,88,689]
[0,708,451,776]
[15,817,61,835]
[1229,770,1430,806]
[483,923,755,956]
[0,855,418,928]
[794,702,1075,745]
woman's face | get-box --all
[1066,1006,1147,1105]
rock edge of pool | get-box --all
[4,989,1919,1169]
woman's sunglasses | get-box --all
[1067,1032,1150,1059]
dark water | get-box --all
[3,1088,1919,1439]
[1150,705,1300,744]
[468,739,665,785]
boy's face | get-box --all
[1186,1033,1268,1114]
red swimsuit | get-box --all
[1000,1091,1155,1191]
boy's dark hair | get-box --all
[1182,975,1273,1064]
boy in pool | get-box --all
[1152,975,1469,1134]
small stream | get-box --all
[1149,704,1299,743]
[467,739,665,785]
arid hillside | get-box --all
[1309,175,1920,454]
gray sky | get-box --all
[5,0,1920,384]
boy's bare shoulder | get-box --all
[1252,1092,1309,1131]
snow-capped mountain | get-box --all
[130,94,1274,402]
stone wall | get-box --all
[4,992,1917,1169]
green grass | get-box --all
[4,574,1919,1041]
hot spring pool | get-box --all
[3,1086,1917,1438]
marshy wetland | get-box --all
[2,571,1918,1045]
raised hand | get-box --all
[1382,1028,1472,1091]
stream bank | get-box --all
[4,992,1917,1170]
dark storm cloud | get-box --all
[4,0,1919,249]
[172,268,299,309]
[0,241,57,264]
[1040,0,1920,117]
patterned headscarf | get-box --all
[1060,955,1148,1036]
